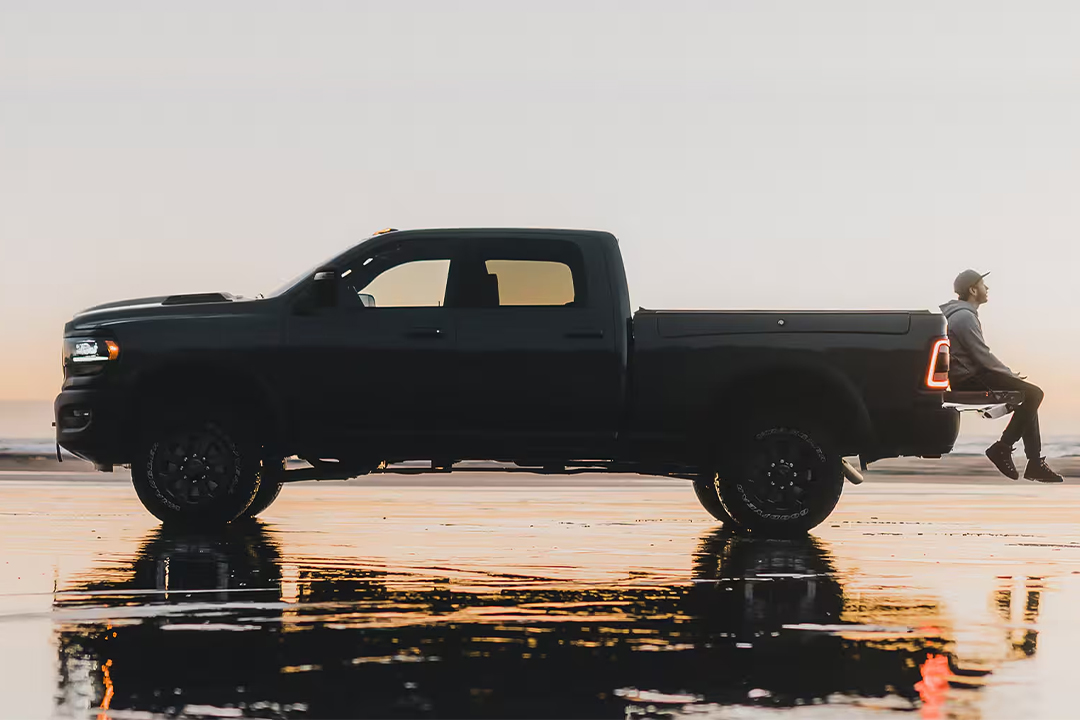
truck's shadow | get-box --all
[55,524,964,718]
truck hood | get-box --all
[68,292,256,330]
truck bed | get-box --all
[627,308,957,462]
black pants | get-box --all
[953,372,1044,459]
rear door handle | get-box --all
[405,327,444,339]
[565,329,604,339]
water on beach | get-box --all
[2,477,1080,718]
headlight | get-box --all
[63,338,120,373]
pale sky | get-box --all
[2,1,1078,430]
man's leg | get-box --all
[1022,412,1042,460]
[993,376,1043,459]
[952,373,1022,478]
[974,373,1061,482]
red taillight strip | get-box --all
[926,338,950,389]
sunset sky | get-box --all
[2,1,1078,431]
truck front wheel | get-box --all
[131,419,262,526]
[717,422,843,537]
[237,458,285,520]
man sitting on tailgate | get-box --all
[941,269,1063,483]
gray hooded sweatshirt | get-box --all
[938,299,1015,383]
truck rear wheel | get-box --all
[131,418,261,527]
[717,421,843,537]
[692,472,736,525]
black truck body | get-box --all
[55,228,960,533]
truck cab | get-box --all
[279,229,629,464]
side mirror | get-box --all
[311,269,338,309]
[357,293,375,308]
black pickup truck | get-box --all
[56,228,960,534]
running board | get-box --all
[280,462,695,482]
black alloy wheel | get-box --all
[132,420,261,526]
[151,430,237,507]
[717,423,843,536]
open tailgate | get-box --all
[943,390,1024,419]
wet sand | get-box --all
[2,471,1080,718]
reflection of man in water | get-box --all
[941,270,1063,482]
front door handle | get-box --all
[565,329,604,339]
[405,327,444,339]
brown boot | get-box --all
[985,442,1019,479]
[1024,458,1064,483]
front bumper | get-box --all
[54,389,126,466]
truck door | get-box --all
[284,238,459,455]
[450,235,621,457]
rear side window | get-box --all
[455,239,587,308]
[484,259,576,306]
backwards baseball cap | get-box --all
[953,269,990,296]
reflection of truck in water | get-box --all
[55,526,961,717]
[55,228,960,533]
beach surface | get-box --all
[3,461,1080,719]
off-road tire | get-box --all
[717,420,843,537]
[238,459,285,520]
[131,417,261,527]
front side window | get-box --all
[346,256,451,308]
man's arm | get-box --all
[949,310,1016,376]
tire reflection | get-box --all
[55,526,970,717]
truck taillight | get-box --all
[926,339,950,390]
